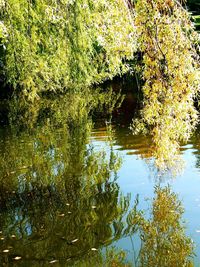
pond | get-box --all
[0,103,200,266]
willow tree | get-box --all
[1,0,200,171]
[131,0,200,170]
[0,0,135,101]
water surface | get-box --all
[0,118,200,266]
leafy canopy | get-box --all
[0,0,135,100]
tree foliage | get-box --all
[131,0,200,170]
[0,0,135,100]
[0,0,200,170]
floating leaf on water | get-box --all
[49,260,58,264]
[91,248,97,251]
[58,214,65,217]
[71,239,78,243]
[3,249,9,253]
[20,166,29,170]
[13,256,22,260]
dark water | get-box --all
[0,116,200,266]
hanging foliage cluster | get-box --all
[0,0,135,100]
[131,0,200,170]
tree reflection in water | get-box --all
[0,117,131,266]
[0,116,195,266]
[127,186,194,267]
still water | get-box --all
[0,117,200,266]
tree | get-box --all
[131,0,200,170]
[0,0,135,100]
